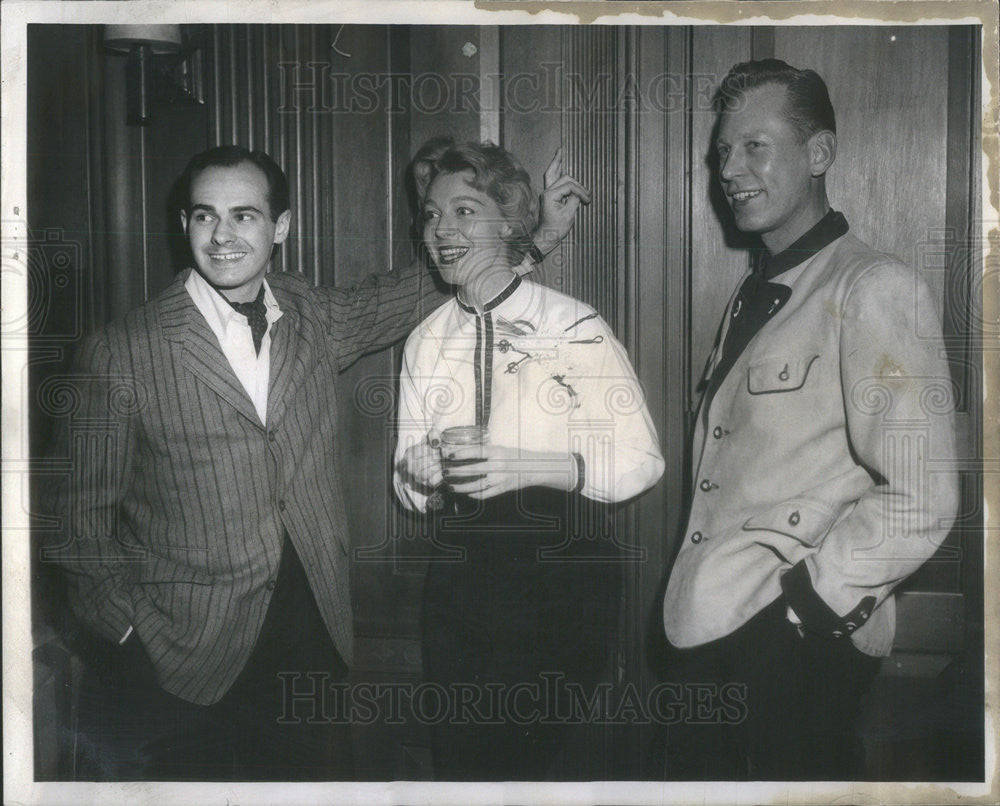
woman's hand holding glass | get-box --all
[397,429,444,496]
[442,444,577,500]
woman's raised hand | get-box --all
[532,147,591,258]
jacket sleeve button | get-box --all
[788,510,800,526]
[700,479,713,492]
[690,531,703,544]
[712,426,724,439]
[265,579,276,591]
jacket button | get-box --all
[268,431,276,442]
[788,510,800,526]
[712,426,724,439]
[265,579,276,591]
[690,531,703,544]
[278,499,286,511]
[700,479,714,492]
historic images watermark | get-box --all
[277,62,725,117]
[276,672,748,728]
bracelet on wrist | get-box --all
[526,240,545,265]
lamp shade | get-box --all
[103,25,183,55]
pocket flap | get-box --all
[742,498,837,546]
[747,354,819,394]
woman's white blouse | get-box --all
[393,278,665,512]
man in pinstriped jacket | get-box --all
[45,145,586,780]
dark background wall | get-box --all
[27,23,984,780]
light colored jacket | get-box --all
[663,233,959,656]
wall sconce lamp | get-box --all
[103,25,204,126]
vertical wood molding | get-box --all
[559,25,623,329]
[479,26,501,144]
[205,25,335,279]
[944,26,980,416]
[84,28,110,331]
[944,25,984,639]
[750,26,776,61]
[101,54,147,319]
[626,23,695,779]
[388,25,413,271]
[209,27,222,145]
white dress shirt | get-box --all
[185,269,283,425]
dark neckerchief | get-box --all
[226,284,268,355]
[700,210,849,423]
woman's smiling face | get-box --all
[422,170,512,289]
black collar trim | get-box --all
[456,274,522,315]
[756,210,849,280]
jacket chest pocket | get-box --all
[747,353,820,394]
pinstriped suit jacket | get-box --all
[47,266,431,705]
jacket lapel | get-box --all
[265,277,315,428]
[159,271,263,427]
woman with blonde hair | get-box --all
[395,140,664,780]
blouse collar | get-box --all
[456,274,523,316]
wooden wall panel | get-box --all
[561,27,627,330]
[689,27,753,405]
[502,26,627,329]
[409,25,482,148]
[101,54,149,319]
[625,24,675,778]
[142,102,210,295]
[500,27,563,182]
[205,24,356,280]
[776,26,950,312]
[28,24,104,647]
[327,27,413,653]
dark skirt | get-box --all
[422,488,621,781]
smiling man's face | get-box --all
[181,161,291,302]
[716,83,821,254]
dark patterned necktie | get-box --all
[228,286,268,355]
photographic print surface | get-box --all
[3,2,996,804]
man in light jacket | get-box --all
[662,59,959,780]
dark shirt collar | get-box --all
[456,274,522,315]
[755,210,849,280]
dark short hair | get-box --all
[181,145,290,221]
[715,58,836,141]
[417,140,538,245]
